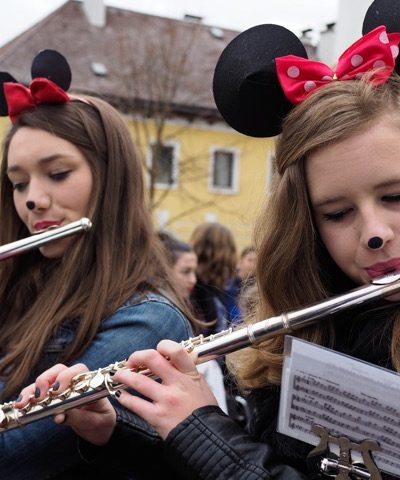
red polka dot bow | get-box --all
[276,26,400,105]
[4,77,70,123]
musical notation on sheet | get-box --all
[278,337,400,477]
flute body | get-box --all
[0,217,92,261]
[1,272,400,431]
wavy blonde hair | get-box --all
[229,73,400,390]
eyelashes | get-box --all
[12,182,27,192]
[11,171,72,192]
[382,194,400,203]
[321,194,400,222]
[322,209,350,222]
[49,171,71,182]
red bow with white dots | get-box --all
[276,26,400,105]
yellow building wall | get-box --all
[0,117,10,138]
[130,118,274,251]
[0,116,274,251]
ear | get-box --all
[213,24,308,138]
[0,72,18,116]
[31,49,72,91]
[362,0,400,73]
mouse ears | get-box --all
[213,1,400,138]
[363,0,400,35]
[0,72,17,116]
[213,24,307,138]
[30,49,72,91]
[362,0,400,72]
[0,49,72,122]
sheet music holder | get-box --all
[278,336,400,478]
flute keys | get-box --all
[0,409,7,428]
[89,371,105,389]
[0,402,16,429]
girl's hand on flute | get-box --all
[112,339,218,440]
[15,363,117,446]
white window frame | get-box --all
[208,147,239,194]
[156,209,170,228]
[148,140,180,189]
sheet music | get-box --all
[278,336,400,477]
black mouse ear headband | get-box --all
[363,0,400,71]
[0,49,72,123]
[214,7,400,138]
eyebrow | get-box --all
[7,155,63,174]
[312,179,400,209]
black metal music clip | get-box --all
[306,424,382,480]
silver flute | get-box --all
[0,271,400,432]
[0,217,92,261]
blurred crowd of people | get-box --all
[158,222,257,334]
[158,222,257,422]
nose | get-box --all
[367,236,384,250]
[25,180,51,211]
[188,272,197,287]
[359,209,394,251]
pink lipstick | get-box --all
[366,258,400,278]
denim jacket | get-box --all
[0,291,192,479]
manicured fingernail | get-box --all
[115,390,121,398]
[34,387,41,399]
[16,395,22,402]
[52,381,60,391]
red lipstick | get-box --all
[366,258,400,278]
[33,220,61,232]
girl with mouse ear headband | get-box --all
[0,48,197,478]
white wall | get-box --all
[333,0,371,59]
[318,27,336,64]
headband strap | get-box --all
[276,26,400,104]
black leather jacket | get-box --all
[75,403,307,480]
[165,405,308,480]
[75,302,398,479]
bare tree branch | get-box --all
[114,19,245,226]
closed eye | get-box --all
[322,208,351,222]
[50,171,71,182]
[12,182,28,192]
[383,194,400,203]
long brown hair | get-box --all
[0,97,189,398]
[191,222,237,289]
[229,74,400,389]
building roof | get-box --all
[0,1,240,120]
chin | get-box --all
[385,292,400,302]
[39,247,65,258]
[39,238,71,258]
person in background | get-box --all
[190,222,237,334]
[158,231,197,300]
[225,245,257,324]
[224,246,258,425]
[0,50,193,479]
[158,230,228,413]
